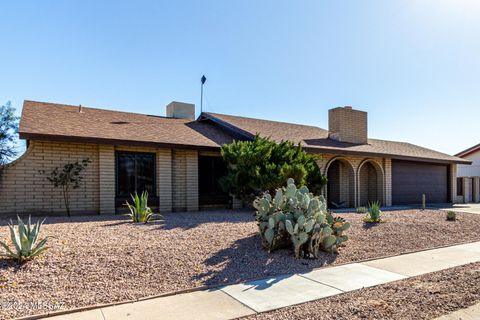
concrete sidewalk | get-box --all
[44,241,480,320]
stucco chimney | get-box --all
[166,101,195,120]
[328,106,368,144]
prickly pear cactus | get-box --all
[254,178,350,259]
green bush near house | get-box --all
[254,178,350,259]
[364,201,382,223]
[446,211,456,221]
[124,191,161,223]
[220,135,327,202]
[0,216,49,263]
[356,206,368,214]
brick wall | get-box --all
[157,149,173,212]
[99,145,115,214]
[0,141,200,216]
[317,153,388,208]
[0,141,100,215]
[384,159,392,206]
[172,149,199,212]
[0,138,457,215]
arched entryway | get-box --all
[326,158,355,208]
[358,160,384,206]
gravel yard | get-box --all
[244,262,480,320]
[1,209,479,319]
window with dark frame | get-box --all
[116,152,156,198]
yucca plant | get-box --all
[124,191,159,223]
[0,216,49,263]
[364,201,382,223]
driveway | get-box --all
[437,203,480,215]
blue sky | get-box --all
[1,0,479,155]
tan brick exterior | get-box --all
[328,107,368,144]
[384,159,392,206]
[99,145,115,214]
[157,149,173,212]
[0,139,458,215]
[317,154,389,208]
[0,141,201,215]
[186,150,199,211]
[0,141,100,215]
[172,149,199,212]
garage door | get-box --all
[392,160,448,205]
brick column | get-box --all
[384,159,392,206]
[185,150,199,211]
[98,145,115,214]
[157,149,172,213]
[473,177,480,203]
[462,177,470,203]
[449,164,457,203]
[472,177,480,203]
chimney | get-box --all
[328,106,368,144]
[166,101,195,120]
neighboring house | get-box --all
[455,144,480,203]
[0,100,469,215]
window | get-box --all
[198,156,230,206]
[116,152,156,198]
[457,177,463,196]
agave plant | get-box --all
[0,216,49,263]
[365,200,382,223]
[124,191,160,223]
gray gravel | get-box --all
[244,262,480,320]
[0,209,479,319]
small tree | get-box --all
[220,135,327,201]
[46,159,91,216]
[0,101,20,165]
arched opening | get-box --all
[326,158,355,208]
[358,160,384,206]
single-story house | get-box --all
[0,100,470,215]
[455,143,480,203]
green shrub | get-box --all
[356,207,368,214]
[221,135,327,201]
[446,211,456,221]
[254,178,350,259]
[125,191,160,223]
[364,201,382,223]
[0,216,48,263]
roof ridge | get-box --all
[23,100,176,120]
[204,112,328,131]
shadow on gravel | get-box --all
[0,258,23,272]
[362,222,382,230]
[192,234,338,289]
[157,211,255,231]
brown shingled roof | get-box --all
[202,112,469,164]
[19,101,234,150]
[455,143,480,158]
[19,100,469,164]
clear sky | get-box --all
[1,0,479,155]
